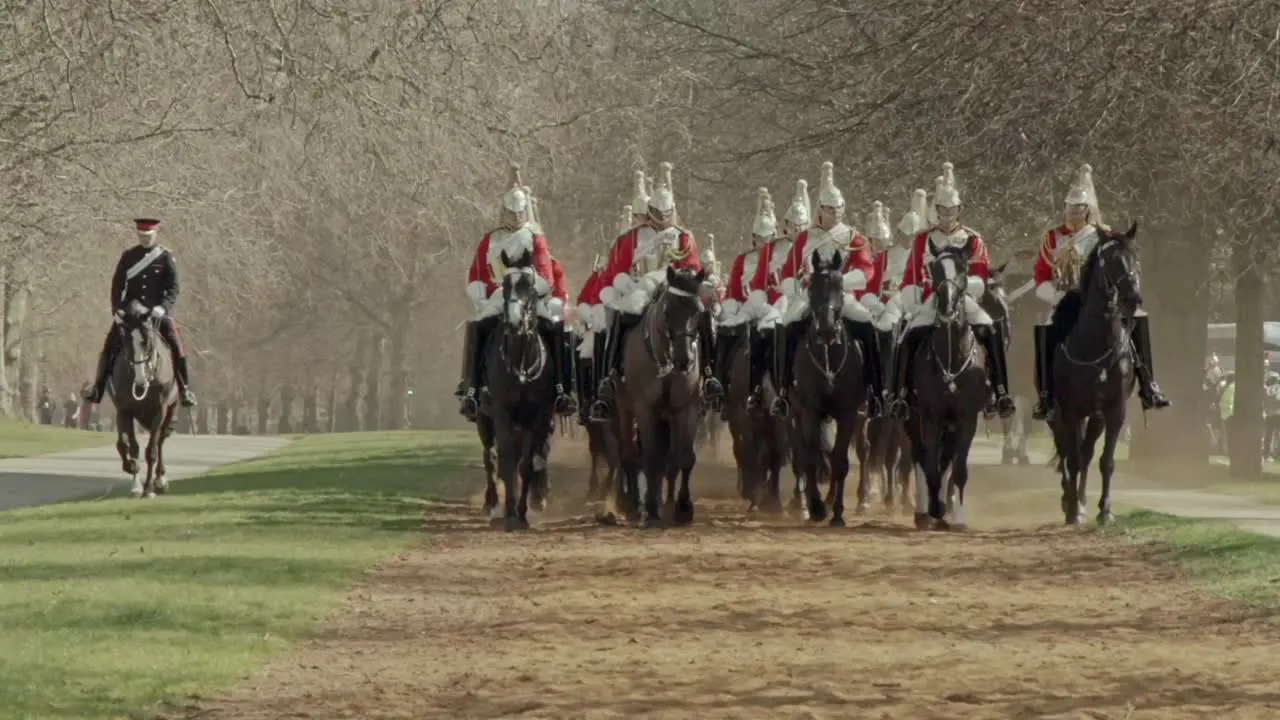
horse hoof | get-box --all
[949,522,968,532]
[1098,512,1114,526]
[1064,515,1082,526]
[856,502,871,516]
[533,497,549,513]
[504,516,530,532]
[673,501,694,526]
[596,512,619,526]
[807,502,827,523]
[829,516,846,528]
[643,515,664,530]
[490,517,507,529]
[144,491,156,499]
[663,501,677,521]
[1017,454,1031,465]
[913,513,931,530]
[931,518,951,531]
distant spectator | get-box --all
[38,386,55,425]
[63,394,80,428]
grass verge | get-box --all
[0,430,476,720]
[0,419,112,458]
[1103,509,1280,609]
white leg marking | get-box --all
[131,474,143,497]
[952,493,966,526]
[637,472,648,504]
[798,476,810,519]
[914,464,928,514]
[488,503,503,519]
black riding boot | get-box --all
[1032,324,1053,421]
[460,318,496,422]
[548,323,577,417]
[700,316,724,411]
[575,339,592,425]
[847,319,885,417]
[769,322,801,418]
[887,328,922,420]
[975,324,1016,419]
[83,346,115,404]
[589,312,628,423]
[747,327,772,410]
[174,356,197,407]
[713,325,739,418]
[1131,314,1171,411]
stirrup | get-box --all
[588,399,612,423]
[746,388,763,410]
[555,389,577,416]
[994,392,1016,419]
[887,393,910,420]
[769,395,790,418]
[180,388,198,407]
[865,391,884,418]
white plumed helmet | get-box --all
[934,161,961,208]
[752,187,778,239]
[1065,163,1102,224]
[899,188,928,236]
[649,162,676,213]
[501,163,529,214]
[816,161,845,208]
[865,201,892,242]
[783,178,811,230]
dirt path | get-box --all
[181,437,1280,720]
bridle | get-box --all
[126,318,161,401]
[499,267,546,384]
[1060,237,1139,377]
[804,268,848,386]
[644,284,699,378]
[926,249,977,392]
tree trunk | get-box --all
[301,383,319,433]
[18,336,38,422]
[279,383,296,434]
[1229,241,1265,479]
[216,401,230,435]
[256,392,270,435]
[386,309,410,430]
[363,334,386,431]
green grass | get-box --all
[1103,510,1280,609]
[0,419,112,458]
[0,430,477,720]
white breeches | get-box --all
[781,292,873,326]
[476,291,563,324]
[577,330,596,359]
[904,295,992,331]
[719,290,779,329]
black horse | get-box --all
[1049,222,1142,525]
[483,249,557,530]
[110,300,180,498]
[904,242,988,531]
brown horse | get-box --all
[109,301,180,498]
[725,327,788,513]
[865,325,913,513]
[605,266,710,528]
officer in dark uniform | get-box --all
[83,218,197,407]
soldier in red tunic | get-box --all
[1030,164,1169,419]
[457,164,575,421]
[589,163,718,422]
[884,163,1015,419]
[769,162,885,418]
[712,188,778,410]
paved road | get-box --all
[0,435,292,511]
[972,435,1280,538]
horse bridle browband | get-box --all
[499,268,546,384]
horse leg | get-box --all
[515,427,541,530]
[1059,417,1083,525]
[852,415,871,516]
[909,426,932,529]
[480,419,499,519]
[1078,416,1105,521]
[1096,412,1123,525]
[948,419,979,531]
[153,408,174,494]
[897,436,914,515]
[586,430,601,503]
[829,414,857,527]
[637,418,665,529]
[618,411,643,524]
[495,421,522,530]
[669,409,698,526]
[117,411,143,497]
[142,423,160,498]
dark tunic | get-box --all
[111,244,179,313]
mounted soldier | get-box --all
[589,162,718,422]
[883,162,1016,419]
[1031,163,1170,419]
[458,164,576,422]
[864,190,927,333]
[713,188,779,410]
[84,218,197,408]
[770,162,886,418]
[748,180,809,410]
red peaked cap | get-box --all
[134,218,161,231]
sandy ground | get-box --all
[177,434,1280,720]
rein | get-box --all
[803,277,848,386]
[127,320,161,401]
[1060,240,1132,382]
[500,272,547,384]
[927,262,976,393]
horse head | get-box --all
[926,236,973,324]
[658,265,708,374]
[500,247,540,337]
[120,300,160,400]
[807,248,844,342]
[1088,221,1142,317]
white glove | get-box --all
[113,309,125,324]
[150,306,166,318]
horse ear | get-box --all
[696,268,708,283]
[1127,220,1138,240]
[927,236,938,257]
[666,264,677,285]
[995,261,1008,274]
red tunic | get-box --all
[1032,224,1074,286]
[599,225,700,285]
[576,270,603,306]
[747,241,787,304]
[550,257,567,301]
[899,227,990,303]
[840,239,878,300]
[723,253,754,303]
[466,227,555,299]
[776,226,875,299]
